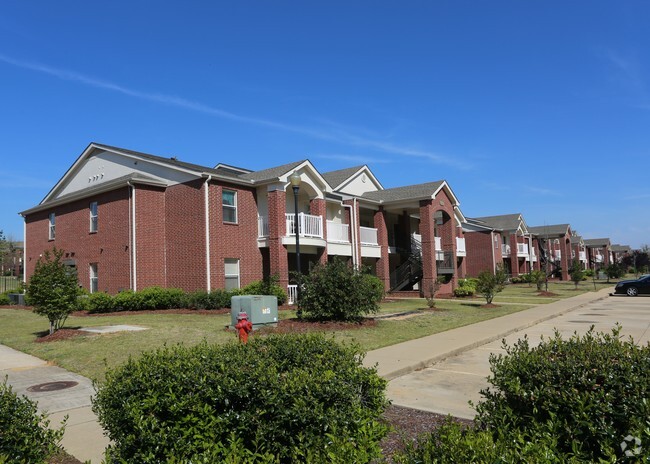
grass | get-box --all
[0,278,616,382]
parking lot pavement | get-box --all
[386,294,650,419]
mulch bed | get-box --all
[537,291,559,297]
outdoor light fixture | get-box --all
[290,172,302,313]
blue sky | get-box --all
[1,1,649,248]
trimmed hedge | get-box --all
[453,278,477,297]
[0,378,65,463]
[86,278,287,314]
[93,334,389,463]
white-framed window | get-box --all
[224,258,240,290]
[89,263,98,293]
[222,189,237,223]
[89,201,98,233]
[48,212,56,240]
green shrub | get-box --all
[241,275,287,306]
[93,334,389,463]
[0,378,65,463]
[475,266,507,305]
[113,290,143,311]
[26,247,80,334]
[529,270,545,291]
[474,326,650,462]
[392,417,584,464]
[454,278,477,297]
[0,293,10,306]
[86,292,116,313]
[297,259,383,321]
[584,268,594,277]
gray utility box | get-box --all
[230,295,278,329]
[8,293,25,306]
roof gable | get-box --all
[472,213,528,233]
[322,165,383,195]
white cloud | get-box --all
[0,53,472,170]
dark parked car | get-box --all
[613,275,650,296]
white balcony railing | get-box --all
[531,249,538,262]
[287,285,297,305]
[326,221,350,243]
[553,250,562,260]
[517,243,529,257]
[501,244,511,256]
[596,254,604,263]
[258,216,269,238]
[285,213,323,239]
[435,236,442,251]
[579,251,587,262]
[360,227,379,246]
[456,237,466,256]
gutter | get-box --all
[127,181,137,291]
[204,176,212,292]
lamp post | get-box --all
[290,172,302,314]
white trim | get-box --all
[129,182,137,291]
[22,219,26,286]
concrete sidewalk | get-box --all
[363,287,613,379]
[0,345,109,463]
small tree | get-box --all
[604,263,624,283]
[26,248,80,335]
[476,266,507,305]
[425,279,442,309]
[568,259,584,290]
[529,270,545,291]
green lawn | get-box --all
[0,278,616,382]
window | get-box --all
[89,201,98,233]
[222,190,237,223]
[224,258,240,290]
[48,213,56,240]
[89,263,98,293]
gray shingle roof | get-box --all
[610,244,631,252]
[471,214,522,231]
[321,166,364,189]
[237,160,306,183]
[529,224,570,237]
[570,235,584,245]
[361,181,444,203]
[584,238,611,247]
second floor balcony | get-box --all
[579,251,587,262]
[456,237,466,257]
[258,214,324,239]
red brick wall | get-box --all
[24,187,131,294]
[135,185,168,289]
[374,207,390,290]
[209,182,263,290]
[465,231,495,277]
[268,189,289,288]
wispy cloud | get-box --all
[481,181,509,191]
[0,53,472,170]
[602,48,650,108]
[624,192,650,200]
[524,186,562,196]
[313,153,392,164]
[0,172,55,190]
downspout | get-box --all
[128,182,137,291]
[490,231,496,273]
[352,198,360,267]
[204,176,212,292]
[22,216,26,286]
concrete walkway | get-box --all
[0,345,110,463]
[0,287,614,462]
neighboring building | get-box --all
[570,235,589,270]
[20,143,468,297]
[0,240,23,277]
[610,244,631,264]
[528,224,573,281]
[584,238,611,271]
[466,214,539,278]
[462,218,504,277]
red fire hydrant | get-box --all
[235,312,253,344]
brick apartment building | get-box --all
[20,143,468,297]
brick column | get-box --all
[374,207,390,291]
[456,227,467,281]
[509,234,519,277]
[561,237,570,280]
[267,189,289,289]
[419,200,437,298]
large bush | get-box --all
[26,247,80,334]
[0,378,65,463]
[93,334,389,463]
[453,278,477,297]
[475,326,650,462]
[297,259,383,321]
